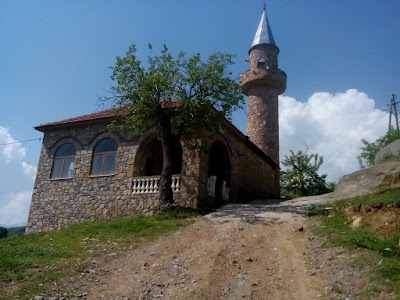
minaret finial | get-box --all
[263,0,266,11]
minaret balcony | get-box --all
[241,67,287,95]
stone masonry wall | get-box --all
[249,44,279,70]
[27,120,279,233]
[27,124,195,233]
[247,86,280,163]
[237,142,278,199]
[178,137,203,208]
[197,127,278,205]
[219,127,278,200]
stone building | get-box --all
[27,8,286,232]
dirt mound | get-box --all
[344,203,400,238]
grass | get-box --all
[0,209,201,300]
[310,188,400,297]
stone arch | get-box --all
[133,134,183,177]
[49,137,82,157]
[88,132,122,151]
[207,135,232,203]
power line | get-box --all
[278,110,388,163]
[326,110,388,160]
[0,138,42,147]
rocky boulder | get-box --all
[334,161,400,199]
[374,139,400,164]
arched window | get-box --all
[51,143,76,179]
[258,58,267,67]
[91,138,117,175]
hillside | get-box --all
[18,192,398,300]
[1,163,400,300]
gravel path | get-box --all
[47,195,386,300]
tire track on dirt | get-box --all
[62,198,335,299]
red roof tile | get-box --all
[35,101,181,132]
[35,109,118,131]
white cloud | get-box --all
[0,126,26,162]
[279,89,387,182]
[0,126,36,227]
[0,191,32,227]
[21,161,37,179]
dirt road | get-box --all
[64,196,351,300]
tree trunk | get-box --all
[159,113,174,204]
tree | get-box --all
[357,128,400,168]
[0,227,8,239]
[103,44,244,204]
[7,226,26,237]
[280,150,334,199]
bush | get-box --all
[0,227,8,239]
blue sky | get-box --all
[1,0,400,226]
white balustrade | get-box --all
[171,176,180,192]
[208,177,230,201]
[132,175,181,194]
[221,180,230,201]
[207,176,217,197]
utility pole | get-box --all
[387,93,399,132]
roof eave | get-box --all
[222,119,279,169]
[34,117,114,132]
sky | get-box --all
[1,0,400,227]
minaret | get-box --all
[241,6,286,164]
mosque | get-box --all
[27,7,286,232]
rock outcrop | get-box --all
[334,161,400,199]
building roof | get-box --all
[252,9,276,47]
[35,101,181,132]
[35,109,116,131]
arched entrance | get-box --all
[133,136,182,176]
[208,140,231,205]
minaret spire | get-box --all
[252,2,275,47]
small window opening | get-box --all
[258,58,267,67]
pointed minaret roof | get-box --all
[251,8,276,47]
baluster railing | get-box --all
[222,181,230,201]
[132,175,181,194]
[171,176,181,192]
[207,176,217,197]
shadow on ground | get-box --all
[205,196,330,225]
